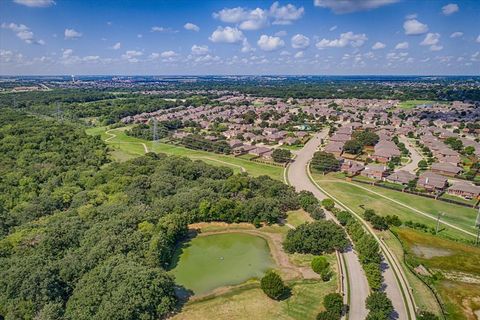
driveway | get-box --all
[397,135,423,174]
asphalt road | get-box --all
[287,130,370,320]
[397,135,423,174]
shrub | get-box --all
[260,271,287,300]
[316,310,339,320]
[298,191,318,211]
[311,256,330,275]
[417,311,440,320]
[336,211,352,226]
[321,198,335,211]
[309,205,325,220]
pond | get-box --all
[170,232,275,295]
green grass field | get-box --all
[395,228,480,320]
[86,126,284,180]
[312,173,477,242]
[398,100,437,109]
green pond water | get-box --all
[170,233,275,295]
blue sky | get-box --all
[0,0,479,75]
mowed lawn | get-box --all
[397,100,437,109]
[312,173,478,241]
[173,279,336,320]
[86,126,284,180]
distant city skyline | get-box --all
[1,0,479,75]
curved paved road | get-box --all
[287,130,369,320]
[397,135,423,174]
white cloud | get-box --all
[476,35,480,43]
[160,50,177,58]
[450,32,463,38]
[213,3,303,30]
[82,55,100,62]
[294,51,304,58]
[151,26,176,33]
[13,0,55,7]
[314,0,398,14]
[430,45,443,51]
[275,30,287,37]
[405,13,417,19]
[315,32,368,49]
[112,42,121,50]
[372,42,386,50]
[291,34,310,49]
[395,41,409,49]
[329,25,337,31]
[269,2,304,25]
[241,38,255,53]
[209,26,244,43]
[403,19,428,35]
[62,48,73,59]
[442,3,459,15]
[121,50,143,62]
[257,35,285,51]
[1,22,44,45]
[64,28,82,40]
[184,23,200,32]
[191,44,209,55]
[420,33,440,46]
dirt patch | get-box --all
[475,309,480,320]
[411,245,452,259]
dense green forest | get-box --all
[0,111,303,319]
[0,91,213,124]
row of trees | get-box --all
[181,135,232,154]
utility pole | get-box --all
[475,207,480,246]
[56,102,63,122]
[435,212,445,235]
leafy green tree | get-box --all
[418,160,428,170]
[417,311,440,320]
[283,221,349,254]
[354,130,379,147]
[323,293,344,317]
[260,271,288,300]
[366,292,394,319]
[272,149,292,163]
[311,151,340,173]
[343,139,363,154]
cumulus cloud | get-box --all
[213,2,303,30]
[395,41,409,49]
[442,3,459,15]
[191,44,209,55]
[403,19,428,35]
[450,32,463,38]
[294,51,304,58]
[160,50,177,58]
[209,26,244,43]
[372,42,386,50]
[420,33,440,46]
[269,2,304,25]
[13,0,55,7]
[121,50,143,62]
[476,35,480,43]
[151,26,176,33]
[315,32,368,49]
[184,22,200,32]
[291,34,310,49]
[64,28,82,39]
[112,42,121,50]
[241,38,255,53]
[1,22,44,45]
[314,0,398,14]
[430,45,443,51]
[257,35,285,51]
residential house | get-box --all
[386,170,416,185]
[341,160,365,176]
[447,182,480,200]
[361,164,388,180]
[417,171,448,192]
[431,162,462,177]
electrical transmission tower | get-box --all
[56,102,63,122]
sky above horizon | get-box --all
[0,0,479,76]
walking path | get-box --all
[105,128,149,153]
[287,130,370,320]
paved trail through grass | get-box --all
[105,128,149,153]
